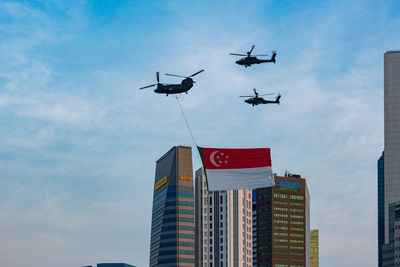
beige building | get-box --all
[310,229,319,267]
[195,168,253,267]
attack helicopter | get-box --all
[240,89,281,106]
[229,45,276,67]
[139,70,204,96]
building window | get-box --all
[290,195,304,200]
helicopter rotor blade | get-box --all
[189,69,204,77]
[253,88,257,94]
[156,72,159,83]
[252,54,269,57]
[165,73,187,78]
[239,96,253,97]
[248,45,255,55]
[229,53,247,56]
[259,93,274,96]
[139,84,157,90]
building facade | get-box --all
[379,152,385,267]
[253,173,310,267]
[149,146,195,267]
[310,230,319,267]
[384,51,400,244]
[195,168,253,267]
[379,50,400,267]
[382,202,400,267]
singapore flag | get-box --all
[197,146,275,191]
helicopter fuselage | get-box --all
[245,96,280,106]
[154,78,194,95]
[236,56,276,67]
[235,52,277,67]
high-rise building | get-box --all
[382,202,400,267]
[195,168,253,267]
[149,146,195,267]
[379,50,400,267]
[384,50,400,243]
[253,173,310,267]
[310,229,319,267]
[378,152,385,267]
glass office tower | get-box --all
[378,152,384,267]
[384,51,400,244]
[149,146,195,267]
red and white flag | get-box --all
[198,146,274,191]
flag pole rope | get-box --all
[175,95,198,147]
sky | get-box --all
[0,0,400,266]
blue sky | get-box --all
[1,0,400,266]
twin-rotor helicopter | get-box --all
[139,45,281,106]
[139,70,204,96]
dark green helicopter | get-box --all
[139,70,204,96]
[240,89,281,106]
[230,45,276,67]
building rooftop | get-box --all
[386,50,400,54]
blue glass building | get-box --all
[378,151,384,267]
[149,146,195,267]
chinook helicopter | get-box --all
[139,70,204,96]
[240,89,281,106]
[229,45,276,67]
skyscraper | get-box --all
[252,173,310,267]
[384,50,400,244]
[310,229,319,267]
[149,146,195,267]
[378,151,384,267]
[195,168,253,267]
[379,50,400,266]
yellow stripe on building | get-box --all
[155,175,168,191]
[180,176,193,181]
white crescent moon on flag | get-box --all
[210,151,221,167]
